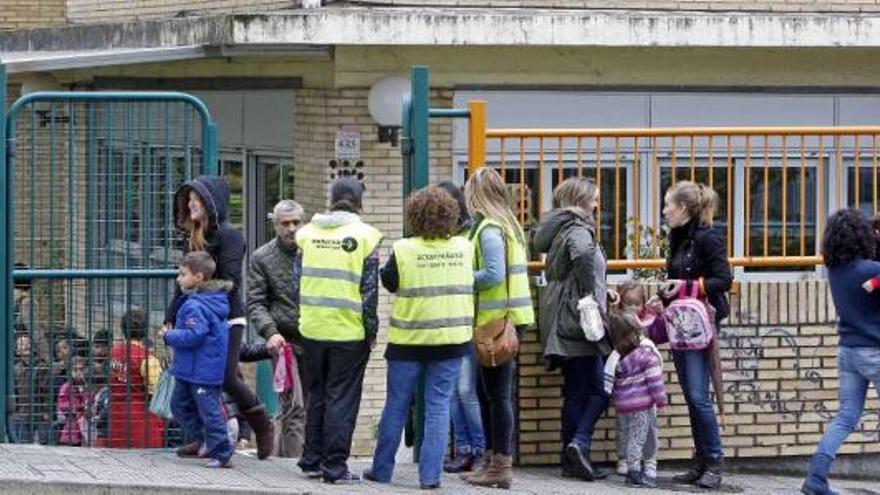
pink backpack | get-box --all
[663,282,715,350]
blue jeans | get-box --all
[171,378,234,463]
[815,346,880,460]
[371,358,460,485]
[450,347,486,455]
[561,356,609,450]
[672,349,723,463]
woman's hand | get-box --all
[661,279,684,299]
[607,289,621,307]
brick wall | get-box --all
[346,0,880,13]
[293,87,453,456]
[0,0,65,30]
[517,280,880,465]
[66,0,295,23]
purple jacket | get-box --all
[612,344,667,415]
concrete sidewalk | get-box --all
[0,444,877,495]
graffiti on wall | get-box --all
[721,327,879,441]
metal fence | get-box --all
[2,73,218,446]
[465,106,878,271]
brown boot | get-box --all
[243,404,275,460]
[465,453,513,490]
[460,450,492,481]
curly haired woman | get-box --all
[364,186,475,490]
[803,209,880,495]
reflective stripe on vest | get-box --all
[472,219,536,328]
[389,236,475,346]
[297,218,383,341]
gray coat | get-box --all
[532,208,611,365]
[246,237,302,346]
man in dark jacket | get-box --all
[247,199,307,458]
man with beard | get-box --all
[247,200,307,457]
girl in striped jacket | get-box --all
[606,283,667,488]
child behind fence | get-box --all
[606,281,667,488]
[57,355,90,446]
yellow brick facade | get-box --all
[519,281,880,465]
[65,0,294,23]
[0,0,65,30]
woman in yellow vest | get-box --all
[462,167,535,489]
[295,177,382,484]
[363,186,474,490]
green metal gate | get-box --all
[1,63,219,445]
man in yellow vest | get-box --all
[362,186,474,490]
[295,178,382,484]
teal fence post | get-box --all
[205,122,219,175]
[0,62,8,441]
[410,66,430,190]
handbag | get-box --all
[148,369,175,420]
[473,231,519,368]
[577,294,605,342]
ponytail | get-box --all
[667,180,718,227]
[696,183,718,226]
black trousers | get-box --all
[298,337,370,481]
[476,359,516,456]
[223,324,261,412]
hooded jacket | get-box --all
[302,210,380,342]
[532,208,611,364]
[165,176,246,324]
[164,279,232,386]
[666,220,733,322]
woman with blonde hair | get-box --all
[532,177,611,482]
[462,168,535,489]
[659,180,732,490]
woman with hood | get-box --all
[166,175,275,460]
[531,177,611,482]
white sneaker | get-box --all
[616,460,628,476]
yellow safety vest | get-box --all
[471,218,535,328]
[389,236,475,346]
[296,217,383,341]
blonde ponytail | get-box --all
[668,180,718,226]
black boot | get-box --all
[673,455,706,484]
[697,458,723,490]
[565,442,596,481]
[243,404,275,460]
[444,451,477,473]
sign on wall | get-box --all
[335,130,361,159]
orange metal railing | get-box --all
[466,101,877,270]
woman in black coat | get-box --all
[165,175,275,459]
[661,180,732,490]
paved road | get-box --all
[0,444,877,494]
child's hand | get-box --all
[863,280,875,293]
[646,296,664,314]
